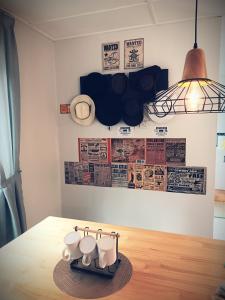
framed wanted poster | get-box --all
[124,38,144,69]
[102,42,120,70]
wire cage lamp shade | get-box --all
[147,78,225,117]
[147,0,225,117]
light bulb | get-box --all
[185,81,204,112]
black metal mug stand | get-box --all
[70,226,121,278]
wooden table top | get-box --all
[0,216,225,300]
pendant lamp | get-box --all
[147,0,225,117]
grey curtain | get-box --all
[0,10,26,247]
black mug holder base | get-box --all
[70,256,121,278]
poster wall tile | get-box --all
[82,162,94,185]
[111,138,145,163]
[167,166,206,194]
[165,138,186,165]
[154,165,167,191]
[128,163,136,189]
[142,165,155,190]
[78,138,111,163]
[73,162,83,185]
[146,138,165,164]
[64,162,83,185]
[142,164,167,191]
[135,164,144,189]
[93,163,112,187]
[111,163,128,188]
[64,162,71,184]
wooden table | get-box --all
[0,216,225,300]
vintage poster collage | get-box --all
[64,138,206,194]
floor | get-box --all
[213,201,225,240]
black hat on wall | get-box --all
[156,69,169,92]
[129,65,161,103]
[80,72,111,99]
[122,89,144,127]
[95,93,122,127]
[110,73,128,96]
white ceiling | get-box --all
[0,0,224,40]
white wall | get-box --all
[215,16,225,190]
[15,21,61,228]
[55,17,220,238]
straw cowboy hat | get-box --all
[70,94,95,126]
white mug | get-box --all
[62,231,82,261]
[97,236,117,268]
[79,235,98,266]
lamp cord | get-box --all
[194,0,198,48]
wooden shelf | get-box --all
[215,189,225,203]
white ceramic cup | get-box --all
[79,235,98,266]
[62,231,82,261]
[97,236,117,268]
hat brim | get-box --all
[123,113,143,126]
[70,95,95,126]
[96,110,122,126]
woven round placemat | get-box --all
[53,252,132,299]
